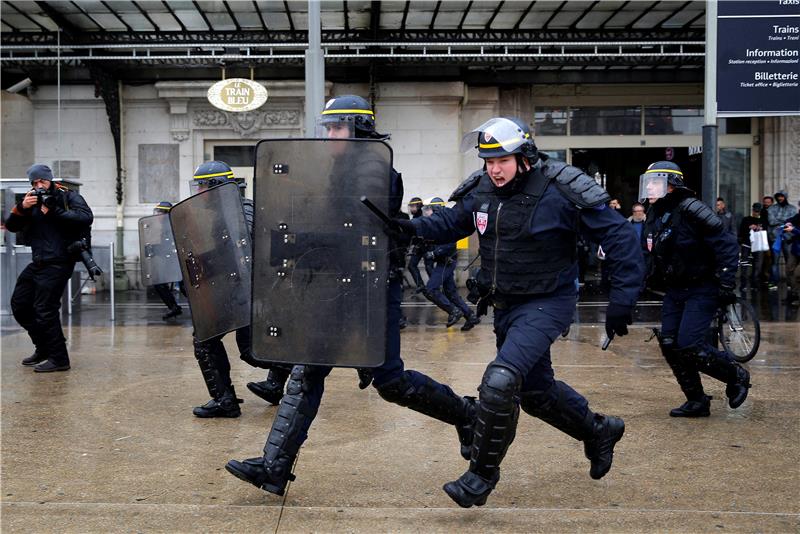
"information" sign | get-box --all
[717,0,800,116]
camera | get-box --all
[32,187,58,209]
[67,238,103,280]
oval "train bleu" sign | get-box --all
[207,79,269,113]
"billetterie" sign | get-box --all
[207,78,269,112]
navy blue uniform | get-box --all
[644,189,750,416]
[413,167,643,381]
[424,240,471,317]
[414,157,643,506]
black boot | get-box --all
[583,414,625,480]
[162,306,183,320]
[659,334,710,416]
[520,381,624,480]
[725,366,751,409]
[687,346,751,409]
[446,308,463,327]
[247,367,290,405]
[21,350,47,367]
[231,366,315,496]
[669,395,712,417]
[443,363,520,508]
[33,359,70,373]
[193,386,241,418]
[225,457,295,493]
[375,373,476,461]
[460,313,481,332]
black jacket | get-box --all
[5,185,93,265]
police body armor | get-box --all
[644,195,718,289]
[470,164,576,296]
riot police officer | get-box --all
[640,161,750,417]
[149,201,184,321]
[6,164,94,372]
[225,95,476,496]
[393,117,643,507]
[406,196,433,291]
[420,197,480,330]
[183,161,288,415]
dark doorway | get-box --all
[571,147,703,214]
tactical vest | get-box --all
[645,200,716,288]
[472,168,576,296]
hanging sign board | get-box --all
[717,0,800,117]
[207,78,269,112]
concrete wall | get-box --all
[1,91,34,179]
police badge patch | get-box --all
[475,211,488,234]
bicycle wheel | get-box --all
[719,297,760,363]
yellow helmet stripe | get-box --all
[194,171,234,179]
[321,109,374,116]
[478,135,528,149]
[428,201,446,206]
[645,168,683,175]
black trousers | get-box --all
[11,262,74,365]
[153,283,178,310]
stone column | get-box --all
[762,116,800,202]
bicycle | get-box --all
[712,295,760,363]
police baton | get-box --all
[601,335,613,351]
[360,197,397,229]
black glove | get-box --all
[356,368,374,390]
[383,218,416,246]
[605,302,633,340]
[718,284,738,307]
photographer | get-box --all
[5,164,93,372]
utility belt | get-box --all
[466,278,536,315]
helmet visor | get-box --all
[316,115,356,139]
[639,173,669,202]
[460,118,528,155]
[188,177,242,196]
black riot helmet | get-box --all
[153,201,173,215]
[462,117,538,162]
[638,161,687,202]
[190,160,243,195]
[422,197,446,217]
[318,95,382,139]
[408,196,423,217]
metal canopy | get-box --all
[1,1,706,83]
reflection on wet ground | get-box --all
[1,283,798,532]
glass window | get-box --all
[534,109,568,136]
[539,149,567,161]
[719,117,751,134]
[213,145,255,167]
[644,107,703,135]
[718,148,751,219]
[571,107,641,135]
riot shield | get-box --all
[138,214,182,286]
[251,139,392,367]
[170,182,251,341]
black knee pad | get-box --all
[375,373,415,406]
[285,365,307,396]
[479,363,521,408]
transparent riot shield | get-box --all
[138,214,182,286]
[170,182,251,341]
[251,139,392,367]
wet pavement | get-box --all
[1,284,798,533]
